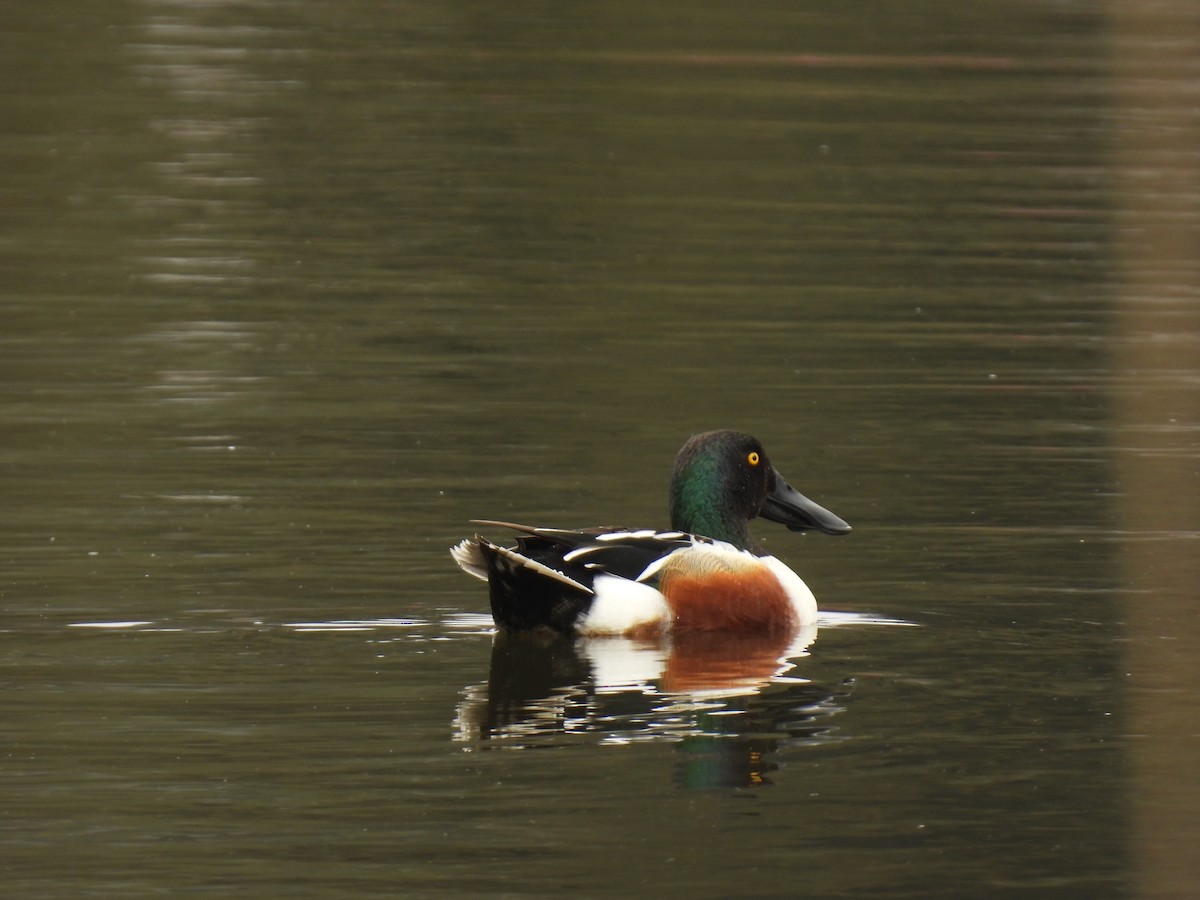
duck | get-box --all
[451,429,850,638]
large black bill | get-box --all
[760,469,852,535]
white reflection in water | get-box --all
[124,5,301,287]
[451,614,912,785]
[56,612,907,789]
[133,320,263,405]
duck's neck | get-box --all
[670,463,757,551]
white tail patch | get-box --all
[577,574,670,636]
[450,539,489,581]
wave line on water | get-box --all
[282,618,427,633]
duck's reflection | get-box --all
[454,625,849,787]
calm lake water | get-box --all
[4,1,1199,897]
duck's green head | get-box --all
[668,430,851,551]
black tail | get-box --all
[477,539,595,634]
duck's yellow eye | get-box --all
[747,451,760,466]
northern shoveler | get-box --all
[451,430,850,637]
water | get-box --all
[3,1,1198,896]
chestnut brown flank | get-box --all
[660,568,797,633]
